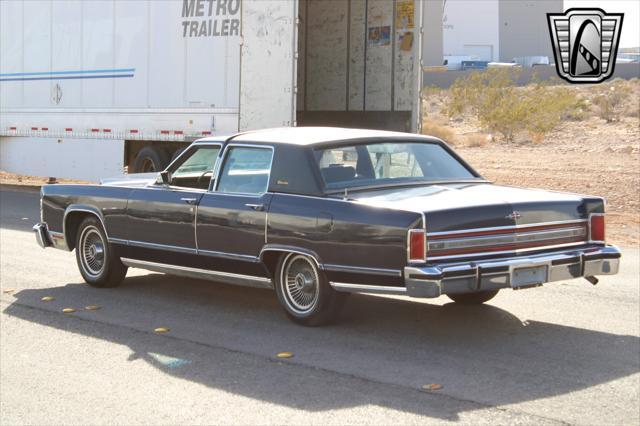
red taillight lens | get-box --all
[408,229,426,262]
[590,215,605,242]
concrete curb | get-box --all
[0,183,41,193]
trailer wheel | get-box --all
[132,146,171,173]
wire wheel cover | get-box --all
[283,255,319,313]
[80,226,106,277]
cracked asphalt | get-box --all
[1,186,638,425]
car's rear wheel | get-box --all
[274,253,345,326]
[447,290,499,305]
[75,217,127,288]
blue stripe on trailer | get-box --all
[0,68,135,77]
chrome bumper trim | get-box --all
[33,223,52,249]
[404,245,621,298]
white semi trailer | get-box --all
[1,0,425,181]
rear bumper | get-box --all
[404,245,621,298]
[33,222,52,248]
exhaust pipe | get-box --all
[585,276,599,285]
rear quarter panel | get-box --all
[267,194,422,286]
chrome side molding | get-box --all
[330,282,407,295]
[120,258,273,289]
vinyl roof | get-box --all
[197,127,437,146]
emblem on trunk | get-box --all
[547,8,623,84]
[506,211,522,220]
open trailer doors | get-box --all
[295,0,423,133]
[239,0,298,131]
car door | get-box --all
[126,144,221,262]
[196,144,274,276]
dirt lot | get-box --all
[0,171,88,187]
[422,79,640,247]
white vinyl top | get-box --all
[197,127,434,146]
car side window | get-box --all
[217,147,273,195]
[168,146,220,190]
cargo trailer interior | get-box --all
[295,0,422,132]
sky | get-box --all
[565,0,640,48]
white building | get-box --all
[443,0,563,63]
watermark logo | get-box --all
[547,8,623,84]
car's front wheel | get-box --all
[275,253,345,326]
[75,217,127,288]
[447,290,499,305]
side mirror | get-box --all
[159,171,171,185]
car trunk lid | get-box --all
[350,183,600,260]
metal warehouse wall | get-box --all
[499,0,563,62]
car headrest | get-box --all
[321,166,356,184]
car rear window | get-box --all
[314,141,476,190]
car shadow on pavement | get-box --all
[3,273,640,421]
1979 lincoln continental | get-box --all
[34,127,621,325]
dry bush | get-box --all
[562,96,591,121]
[421,121,457,144]
[624,103,640,119]
[464,133,490,147]
[592,80,632,122]
[445,68,579,143]
[523,85,582,142]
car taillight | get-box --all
[590,214,605,242]
[408,229,426,263]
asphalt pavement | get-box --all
[1,186,638,425]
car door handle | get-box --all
[245,203,265,211]
[181,197,198,205]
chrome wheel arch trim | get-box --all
[62,205,109,251]
[259,245,324,270]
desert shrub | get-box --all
[523,85,583,142]
[421,121,457,144]
[562,95,591,121]
[464,133,490,147]
[624,103,639,119]
[592,81,632,122]
[445,68,579,142]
